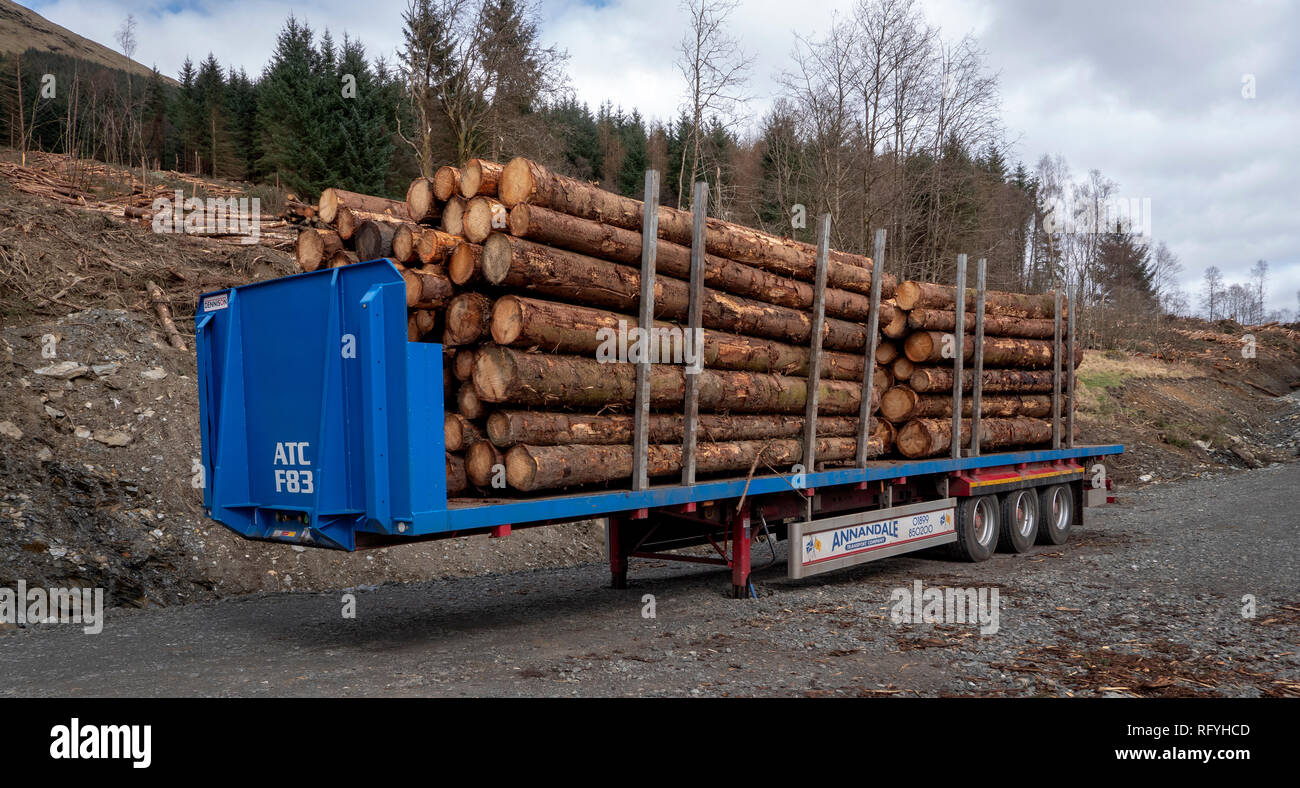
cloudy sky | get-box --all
[23,0,1300,314]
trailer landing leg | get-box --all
[731,511,751,599]
[608,517,628,589]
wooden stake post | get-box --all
[632,171,659,491]
[681,181,709,485]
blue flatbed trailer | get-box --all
[196,260,1122,597]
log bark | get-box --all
[490,295,874,382]
[404,178,443,225]
[328,250,358,268]
[335,205,409,240]
[880,298,908,338]
[896,417,1053,459]
[434,166,462,201]
[906,308,1057,339]
[463,196,508,243]
[460,159,504,199]
[505,436,880,492]
[442,197,467,236]
[473,346,877,415]
[444,412,483,452]
[402,266,454,309]
[487,410,881,447]
[319,188,410,225]
[903,331,1080,368]
[446,453,467,495]
[907,367,1057,394]
[466,440,504,487]
[296,228,343,272]
[497,157,895,293]
[508,203,896,319]
[416,227,462,264]
[481,234,869,352]
[146,280,186,351]
[882,386,1052,421]
[444,292,494,346]
[354,220,397,261]
[894,281,1060,319]
[907,394,1053,420]
[282,200,316,222]
[448,242,482,285]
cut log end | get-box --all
[355,220,396,261]
[880,386,920,422]
[507,203,532,236]
[392,224,417,264]
[453,347,477,381]
[464,197,504,243]
[405,178,434,223]
[894,281,922,311]
[445,293,493,345]
[466,440,503,487]
[498,157,535,207]
[433,166,461,202]
[490,295,524,345]
[296,228,341,272]
[472,346,514,402]
[485,411,510,446]
[448,242,482,285]
[480,233,512,284]
[442,197,467,236]
[896,420,933,458]
[504,445,539,491]
[881,303,908,338]
[317,188,340,224]
[903,331,939,363]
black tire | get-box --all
[998,489,1039,553]
[1036,483,1074,545]
[951,495,1000,562]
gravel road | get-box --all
[2,462,1297,698]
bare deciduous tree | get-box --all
[675,0,752,210]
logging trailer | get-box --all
[196,213,1121,599]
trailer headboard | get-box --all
[196,260,445,550]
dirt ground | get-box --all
[2,462,1296,698]
[2,169,1299,613]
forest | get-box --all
[0,0,1287,335]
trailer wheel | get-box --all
[998,489,1039,553]
[1036,484,1074,545]
[951,495,999,562]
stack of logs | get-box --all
[294,157,1076,496]
[879,282,1078,459]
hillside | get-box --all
[0,0,162,81]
